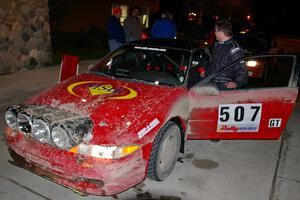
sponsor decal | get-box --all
[137,118,160,139]
[67,81,137,99]
[192,61,199,65]
[134,46,166,52]
[217,103,262,132]
[218,125,239,132]
[89,84,115,95]
[218,125,258,132]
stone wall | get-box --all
[0,0,52,75]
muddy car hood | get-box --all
[28,73,184,145]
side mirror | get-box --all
[191,83,219,96]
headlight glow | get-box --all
[70,144,140,159]
[5,110,17,129]
[246,60,258,67]
[17,113,32,135]
[32,119,50,143]
[51,126,71,149]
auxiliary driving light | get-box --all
[32,119,51,143]
[17,113,32,135]
[5,110,17,129]
[51,126,71,149]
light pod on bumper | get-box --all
[17,113,32,136]
[5,109,18,130]
[4,104,94,151]
[32,119,51,143]
[51,125,72,149]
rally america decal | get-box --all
[217,103,262,132]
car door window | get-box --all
[246,55,296,88]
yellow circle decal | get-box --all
[67,81,137,100]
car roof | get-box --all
[129,38,207,52]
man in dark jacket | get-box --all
[201,20,248,90]
[151,11,176,38]
[107,7,126,51]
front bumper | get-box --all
[5,131,146,196]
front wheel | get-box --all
[147,121,181,181]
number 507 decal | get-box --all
[217,104,262,132]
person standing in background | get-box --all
[107,7,126,51]
[151,11,176,38]
[124,7,143,42]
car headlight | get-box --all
[32,119,50,143]
[246,60,258,67]
[5,110,18,130]
[51,126,71,149]
[17,113,32,136]
[70,144,140,159]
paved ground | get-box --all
[0,60,299,200]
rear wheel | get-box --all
[147,121,181,181]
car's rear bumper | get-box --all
[5,132,146,196]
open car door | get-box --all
[187,55,299,140]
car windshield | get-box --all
[89,44,191,86]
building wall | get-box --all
[0,0,52,75]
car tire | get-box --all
[147,121,181,181]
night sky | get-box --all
[252,0,299,35]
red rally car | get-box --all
[4,38,299,196]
